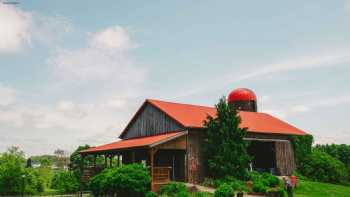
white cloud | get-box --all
[262,109,288,119]
[237,51,350,80]
[31,14,73,47]
[50,48,134,81]
[0,4,32,53]
[0,84,17,106]
[290,105,310,113]
[89,26,134,50]
[56,101,86,118]
[0,25,146,155]
[57,101,76,111]
[0,4,73,54]
[0,109,23,127]
[50,26,144,83]
[106,98,127,109]
[0,100,130,155]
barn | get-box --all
[80,88,307,191]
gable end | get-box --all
[120,101,184,139]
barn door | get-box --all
[275,141,295,175]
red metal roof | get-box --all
[81,131,185,154]
[148,99,306,135]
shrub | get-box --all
[175,190,190,197]
[89,164,151,197]
[211,176,245,191]
[214,183,234,197]
[221,176,248,192]
[252,180,267,194]
[24,168,45,194]
[35,177,45,193]
[301,150,348,183]
[247,171,261,182]
[192,192,211,197]
[267,188,285,197]
[51,171,79,193]
[160,182,188,196]
[89,170,109,196]
[145,191,158,197]
[261,173,280,187]
[202,178,215,187]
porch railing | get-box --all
[81,166,105,183]
[152,166,172,184]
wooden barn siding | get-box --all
[157,135,187,150]
[122,103,183,139]
[187,129,206,184]
[275,141,295,176]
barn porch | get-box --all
[79,131,188,191]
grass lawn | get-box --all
[294,180,350,197]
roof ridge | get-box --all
[122,130,186,140]
[147,98,216,109]
[147,99,269,115]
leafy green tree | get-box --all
[51,171,79,193]
[0,146,26,195]
[24,168,44,194]
[0,147,44,195]
[315,144,350,169]
[203,97,250,179]
[301,150,348,183]
[37,165,54,189]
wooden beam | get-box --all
[109,155,113,167]
[117,154,121,166]
[149,149,155,191]
[132,151,135,163]
[104,155,108,168]
[93,155,96,169]
[79,154,85,196]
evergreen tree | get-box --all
[26,158,32,168]
[203,97,250,179]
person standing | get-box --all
[284,176,293,197]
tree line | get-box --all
[0,145,101,195]
[292,135,350,184]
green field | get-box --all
[294,180,350,197]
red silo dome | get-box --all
[228,88,256,103]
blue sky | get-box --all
[0,0,350,156]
